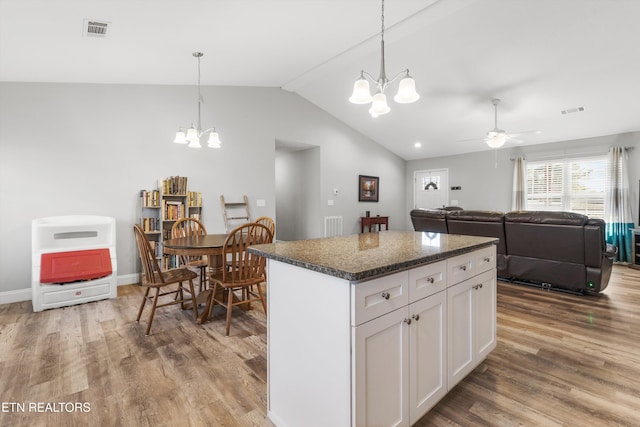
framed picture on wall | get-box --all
[358,175,379,202]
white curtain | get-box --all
[605,147,634,262]
[512,157,526,211]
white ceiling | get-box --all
[2,0,640,160]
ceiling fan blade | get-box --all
[508,130,542,137]
[507,137,524,144]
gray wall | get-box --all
[406,133,640,228]
[275,146,321,241]
[0,82,407,299]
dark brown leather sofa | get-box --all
[410,209,616,294]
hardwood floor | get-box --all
[1,266,639,426]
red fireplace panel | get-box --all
[40,249,112,284]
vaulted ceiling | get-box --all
[2,0,639,160]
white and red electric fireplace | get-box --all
[32,215,117,312]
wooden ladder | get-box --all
[220,195,250,232]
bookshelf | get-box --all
[139,176,203,269]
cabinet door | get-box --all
[353,307,409,427]
[447,269,497,390]
[474,269,497,361]
[447,278,474,389]
[409,291,447,424]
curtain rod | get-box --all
[510,145,635,161]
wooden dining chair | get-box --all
[208,222,273,336]
[171,217,208,291]
[254,216,275,237]
[133,224,199,336]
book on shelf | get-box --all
[188,191,202,207]
[140,190,160,207]
[163,200,185,220]
[162,176,188,195]
[141,217,160,232]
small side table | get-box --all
[361,216,389,233]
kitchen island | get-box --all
[249,231,498,427]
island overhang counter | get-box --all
[249,231,498,427]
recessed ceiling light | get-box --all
[414,142,422,148]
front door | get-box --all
[414,169,449,209]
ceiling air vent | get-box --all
[83,19,110,37]
[561,106,585,115]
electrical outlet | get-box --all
[328,199,334,206]
[256,199,266,207]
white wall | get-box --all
[0,82,407,298]
[406,132,640,228]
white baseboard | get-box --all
[0,273,140,306]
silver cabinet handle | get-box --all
[460,265,467,271]
[404,318,412,325]
[381,292,390,300]
[427,277,435,284]
[411,314,420,321]
[483,257,490,262]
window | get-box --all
[526,155,607,219]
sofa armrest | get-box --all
[605,244,618,259]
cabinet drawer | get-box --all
[408,260,447,303]
[447,252,475,285]
[352,271,408,326]
[42,282,112,305]
[474,245,496,275]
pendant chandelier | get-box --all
[349,0,420,117]
[173,52,222,149]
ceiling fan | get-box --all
[485,98,540,148]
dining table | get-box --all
[163,233,228,324]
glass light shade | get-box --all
[393,76,420,104]
[207,131,222,148]
[186,128,202,148]
[187,137,202,148]
[349,78,373,104]
[486,130,507,148]
[186,127,199,142]
[370,92,390,116]
[173,131,188,144]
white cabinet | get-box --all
[447,269,496,388]
[266,244,497,427]
[352,262,448,427]
[353,305,409,427]
[353,252,495,427]
[408,290,447,424]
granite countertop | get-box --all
[249,231,498,282]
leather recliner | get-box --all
[409,209,617,294]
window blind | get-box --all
[526,155,607,219]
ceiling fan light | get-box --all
[486,130,507,148]
[370,92,390,116]
[394,76,420,104]
[349,78,373,104]
[207,131,222,148]
[173,131,187,144]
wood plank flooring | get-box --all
[1,266,639,426]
